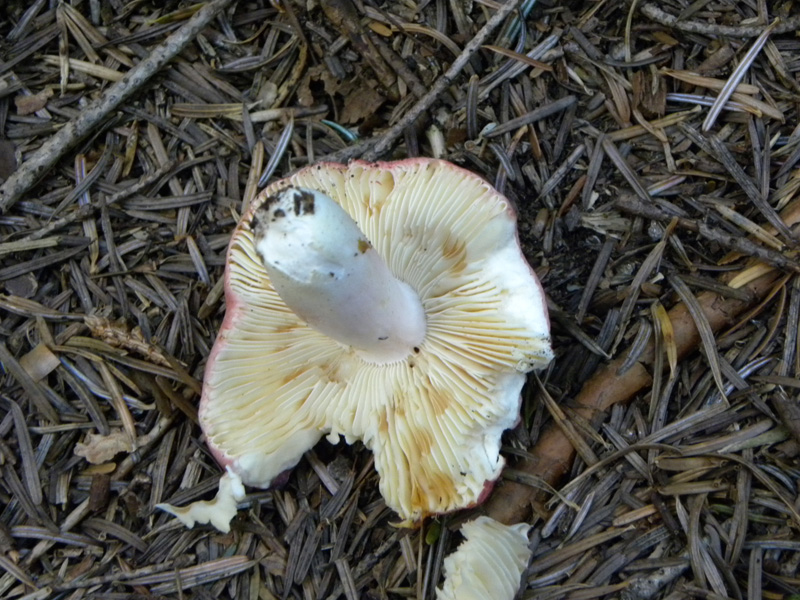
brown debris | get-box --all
[73,428,135,464]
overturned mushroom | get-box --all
[160,159,552,528]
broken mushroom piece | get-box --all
[157,467,245,533]
[436,517,532,600]
[161,159,552,529]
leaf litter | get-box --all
[1,1,800,599]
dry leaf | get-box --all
[651,301,677,378]
[340,83,385,125]
[296,64,343,107]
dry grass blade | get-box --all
[537,375,599,467]
[334,558,359,600]
[58,359,110,434]
[540,144,585,198]
[666,93,783,120]
[528,527,631,575]
[713,204,784,250]
[0,553,38,590]
[662,69,761,95]
[0,342,59,422]
[97,361,137,443]
[0,243,89,281]
[651,301,677,379]
[0,294,82,319]
[41,55,124,82]
[550,308,611,359]
[482,44,553,71]
[127,556,255,593]
[259,114,294,187]
[667,274,726,399]
[601,137,650,201]
[1,397,42,504]
[613,225,671,352]
[82,517,147,552]
[484,96,576,139]
[701,20,778,132]
[170,102,256,119]
[0,237,59,256]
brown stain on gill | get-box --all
[427,385,452,417]
[322,359,346,385]
[442,235,468,274]
[273,322,301,334]
[378,409,389,435]
[280,367,306,386]
[412,426,433,456]
[410,459,457,510]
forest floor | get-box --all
[1,1,800,599]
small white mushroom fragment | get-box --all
[159,159,553,531]
[436,517,532,600]
[156,467,244,534]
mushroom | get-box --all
[436,516,532,600]
[159,158,552,529]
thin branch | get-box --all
[0,0,234,213]
[323,0,523,163]
[615,194,800,272]
[641,4,800,37]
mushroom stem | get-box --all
[252,186,427,364]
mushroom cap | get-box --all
[200,158,553,523]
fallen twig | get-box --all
[616,194,800,273]
[485,198,800,525]
[0,0,234,213]
[640,4,800,37]
[322,0,523,163]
